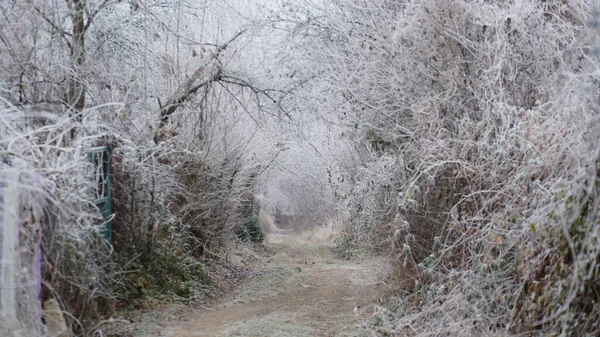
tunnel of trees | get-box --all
[1,0,600,336]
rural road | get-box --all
[146,227,389,337]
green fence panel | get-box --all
[89,146,112,244]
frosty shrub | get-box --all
[1,0,282,333]
[0,98,123,334]
[280,0,600,335]
[0,96,245,334]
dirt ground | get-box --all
[136,226,390,337]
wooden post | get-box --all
[1,169,44,337]
[0,169,20,332]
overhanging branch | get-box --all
[156,30,246,134]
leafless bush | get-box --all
[0,96,253,334]
[172,152,260,256]
[0,98,124,335]
[0,0,284,335]
[286,0,600,335]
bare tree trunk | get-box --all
[67,0,86,138]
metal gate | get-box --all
[89,146,112,244]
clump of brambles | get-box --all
[287,0,600,335]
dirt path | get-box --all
[145,227,389,337]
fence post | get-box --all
[0,169,20,332]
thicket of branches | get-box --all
[1,0,285,335]
[276,0,600,335]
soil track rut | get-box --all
[150,228,388,337]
